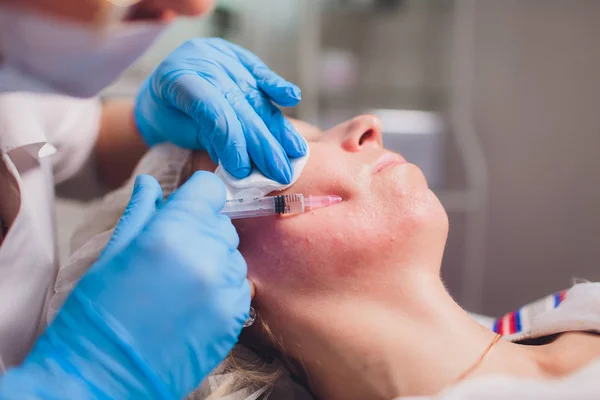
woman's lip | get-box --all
[371,153,407,173]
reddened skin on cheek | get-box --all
[235,209,352,289]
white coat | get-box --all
[0,92,101,369]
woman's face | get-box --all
[191,115,448,306]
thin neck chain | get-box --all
[453,333,502,384]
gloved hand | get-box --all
[0,173,251,399]
[134,38,307,185]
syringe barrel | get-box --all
[221,194,306,219]
[279,194,305,214]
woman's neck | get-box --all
[271,274,542,400]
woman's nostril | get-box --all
[359,129,373,146]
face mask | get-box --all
[0,7,167,97]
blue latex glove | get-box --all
[135,38,307,185]
[0,173,251,399]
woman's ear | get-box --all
[249,279,256,300]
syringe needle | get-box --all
[305,195,343,211]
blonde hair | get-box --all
[198,313,310,400]
[203,347,281,400]
[197,314,291,400]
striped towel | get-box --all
[490,289,569,342]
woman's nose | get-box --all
[341,115,383,152]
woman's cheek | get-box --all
[236,207,374,289]
[235,211,340,282]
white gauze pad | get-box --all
[214,143,310,199]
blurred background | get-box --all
[56,0,600,315]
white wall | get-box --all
[472,0,600,314]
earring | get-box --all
[243,307,256,328]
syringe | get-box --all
[221,193,342,220]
